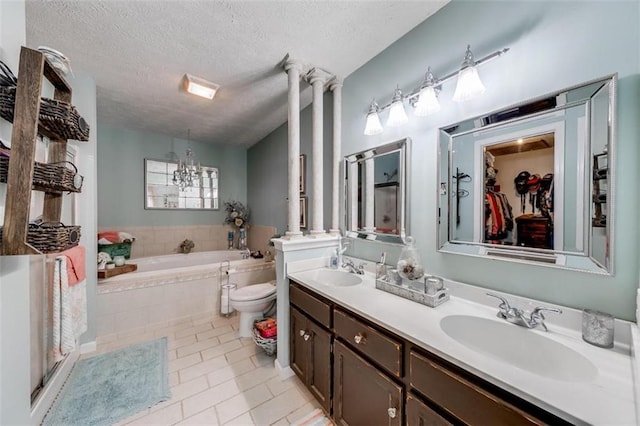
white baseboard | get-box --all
[31,349,80,425]
[80,341,97,354]
[275,359,295,379]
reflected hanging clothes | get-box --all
[485,191,514,240]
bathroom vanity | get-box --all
[287,262,636,425]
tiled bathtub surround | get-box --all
[97,224,277,259]
[97,258,275,339]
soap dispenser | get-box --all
[330,248,339,269]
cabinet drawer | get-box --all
[289,282,332,328]
[334,308,402,377]
[409,351,543,425]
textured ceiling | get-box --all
[25,1,449,146]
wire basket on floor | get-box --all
[253,318,277,356]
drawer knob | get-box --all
[354,333,366,345]
[387,407,397,419]
[299,329,306,337]
[303,333,311,341]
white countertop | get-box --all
[286,259,637,426]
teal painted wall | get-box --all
[247,92,334,235]
[97,126,247,227]
[340,0,640,320]
[249,0,639,319]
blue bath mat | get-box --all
[44,337,171,426]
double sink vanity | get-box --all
[285,258,636,425]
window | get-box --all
[144,159,219,210]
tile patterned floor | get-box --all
[88,312,321,425]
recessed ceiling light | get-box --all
[183,73,220,100]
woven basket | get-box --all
[0,222,81,253]
[0,156,82,193]
[253,319,277,356]
[0,87,90,141]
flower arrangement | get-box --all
[224,200,250,229]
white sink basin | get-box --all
[440,315,598,382]
[295,268,362,287]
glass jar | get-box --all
[396,237,424,281]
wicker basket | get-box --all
[253,319,277,356]
[0,86,90,141]
[0,156,82,193]
[0,222,81,253]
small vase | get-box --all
[238,228,247,250]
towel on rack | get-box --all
[52,256,87,362]
[60,245,85,286]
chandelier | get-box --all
[173,148,202,190]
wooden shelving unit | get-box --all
[1,46,87,255]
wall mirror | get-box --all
[345,138,410,243]
[144,159,219,210]
[438,75,616,274]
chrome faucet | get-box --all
[241,248,251,259]
[337,237,350,265]
[486,293,562,331]
[342,258,365,275]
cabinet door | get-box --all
[334,340,402,426]
[307,319,332,413]
[406,393,452,426]
[290,306,308,382]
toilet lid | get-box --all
[230,282,276,301]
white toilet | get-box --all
[229,282,277,337]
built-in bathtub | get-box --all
[96,250,276,339]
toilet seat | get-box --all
[229,282,276,302]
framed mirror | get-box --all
[345,138,410,243]
[144,158,219,210]
[438,75,616,274]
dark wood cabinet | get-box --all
[290,291,332,413]
[289,280,567,425]
[405,393,452,426]
[409,350,543,426]
[333,340,402,426]
[516,214,552,249]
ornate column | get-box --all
[329,78,343,235]
[307,68,331,236]
[284,58,304,238]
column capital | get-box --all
[329,78,343,91]
[283,56,304,73]
[305,67,333,86]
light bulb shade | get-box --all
[386,100,408,127]
[452,66,486,102]
[364,111,383,135]
[414,86,441,116]
[183,74,220,100]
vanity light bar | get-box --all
[364,46,509,135]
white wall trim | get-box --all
[80,341,97,354]
[31,349,79,426]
